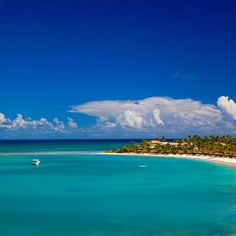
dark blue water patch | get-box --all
[0,139,140,152]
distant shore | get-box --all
[104,136,236,167]
[102,152,236,167]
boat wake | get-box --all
[138,165,147,168]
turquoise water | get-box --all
[0,141,236,235]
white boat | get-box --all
[32,159,40,165]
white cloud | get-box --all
[152,109,164,125]
[70,98,167,129]
[117,110,145,129]
[70,96,236,136]
[53,118,66,131]
[1,95,236,138]
[67,117,78,128]
[12,114,27,128]
[217,96,236,120]
[0,114,79,135]
[0,113,7,124]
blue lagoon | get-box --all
[0,140,236,235]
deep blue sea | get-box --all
[0,140,236,236]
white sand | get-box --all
[102,152,236,167]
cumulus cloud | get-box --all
[53,118,65,131]
[70,96,236,135]
[217,96,236,120]
[0,113,7,124]
[70,98,166,130]
[117,110,146,129]
[70,97,220,129]
[152,109,164,125]
[0,114,79,135]
[1,96,236,138]
[67,117,78,128]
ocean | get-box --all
[0,140,236,236]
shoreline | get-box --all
[102,152,236,167]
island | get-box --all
[106,135,236,166]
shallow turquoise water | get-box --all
[0,141,236,235]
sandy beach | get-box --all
[102,152,236,167]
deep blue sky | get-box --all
[0,0,236,137]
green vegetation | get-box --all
[106,135,236,158]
